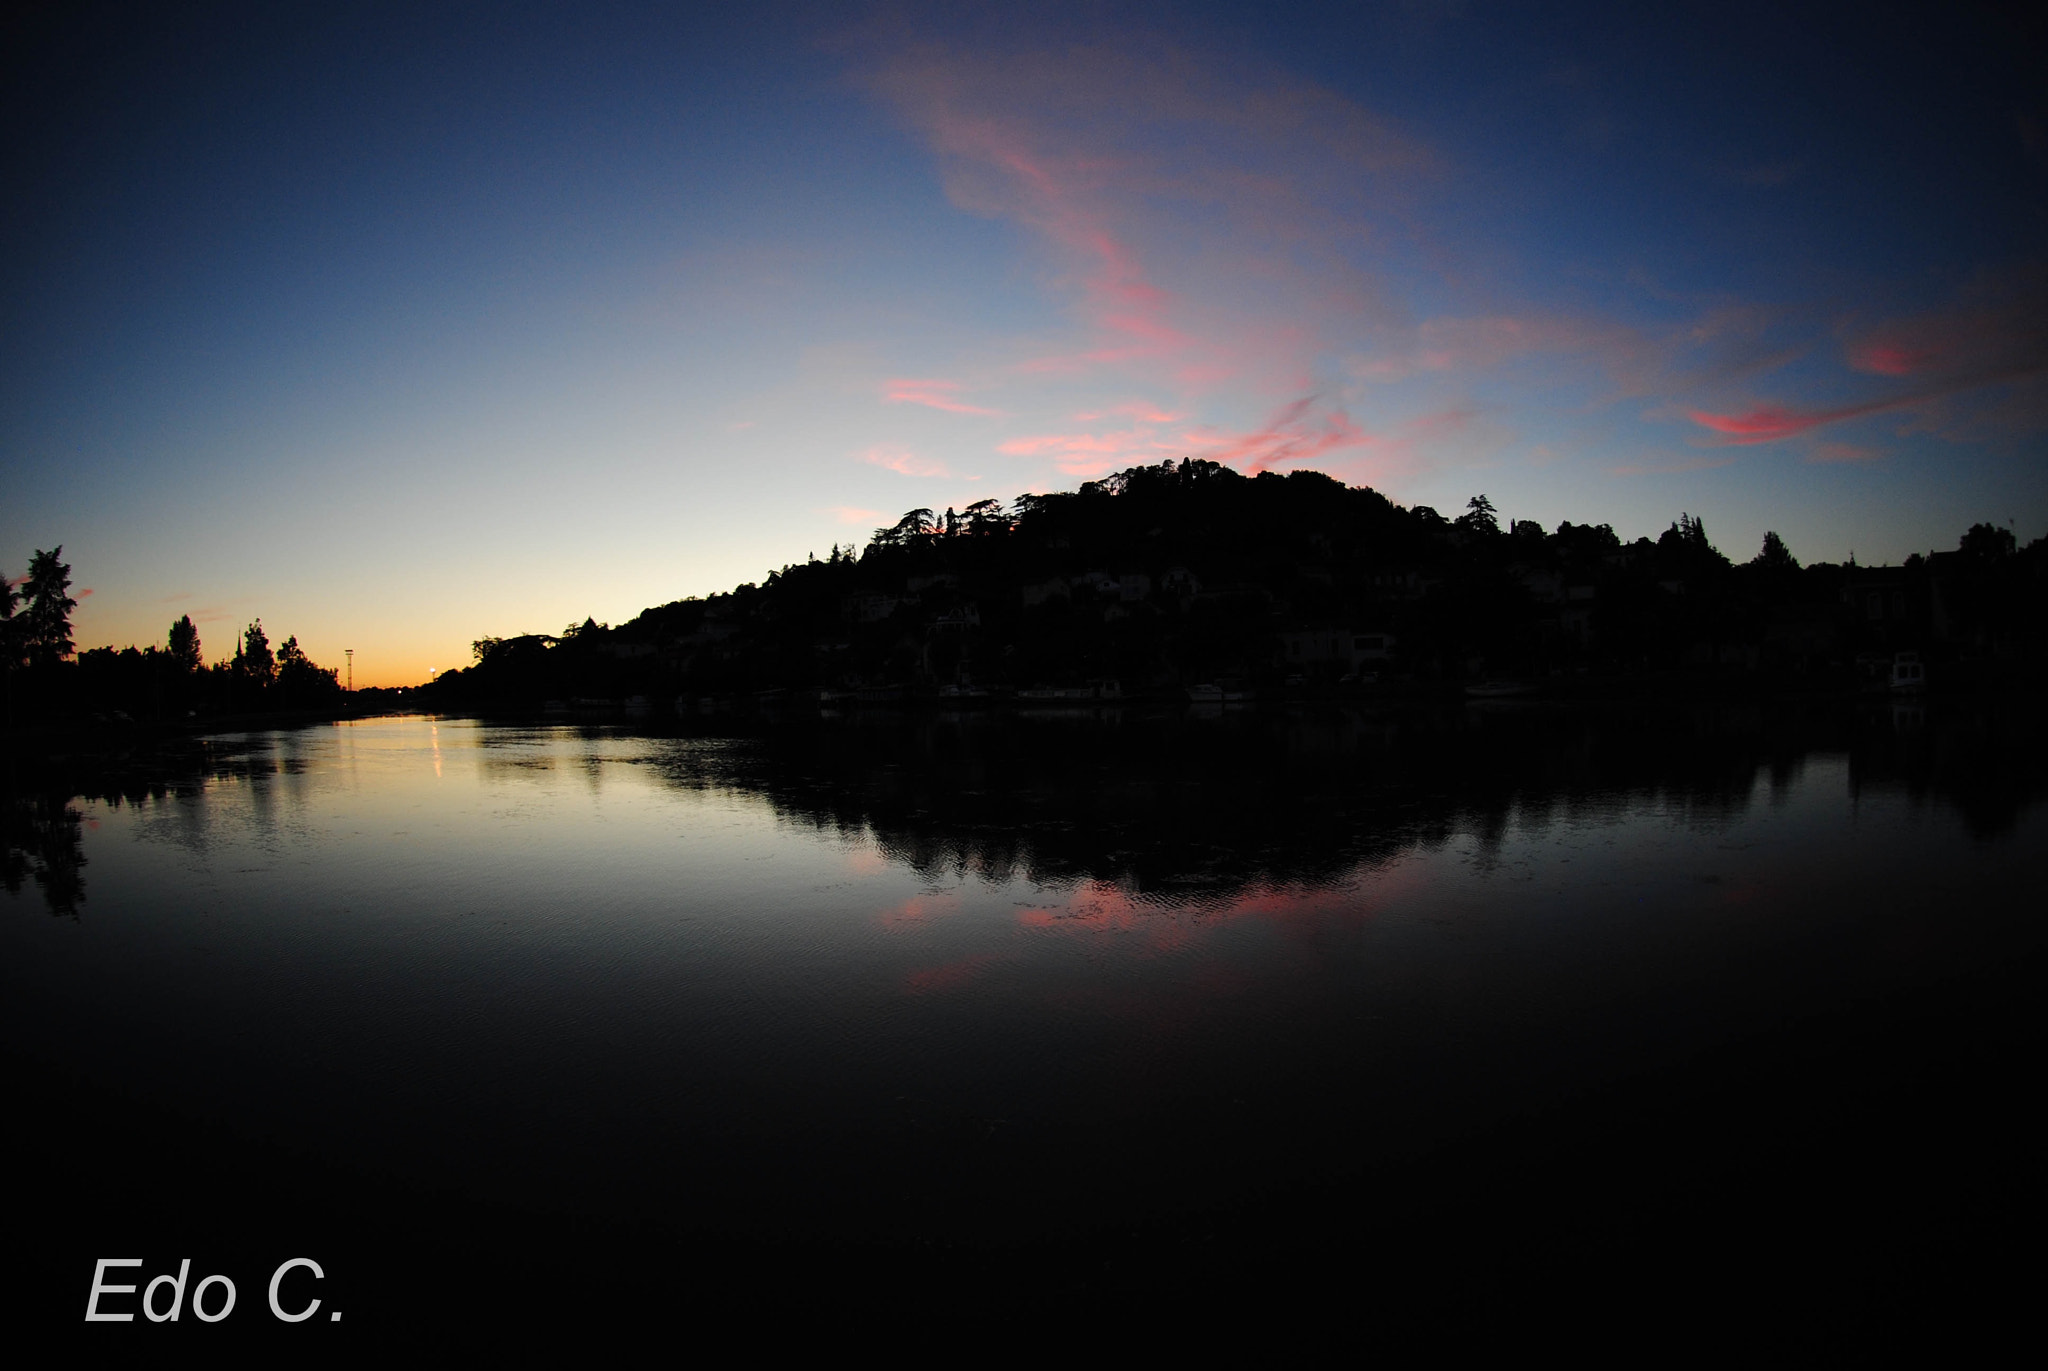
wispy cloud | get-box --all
[996,421,1207,477]
[883,378,1005,416]
[1000,394,1380,477]
[1196,395,1373,474]
[1073,400,1182,423]
[854,36,1433,402]
[846,26,2043,506]
[1683,263,2048,448]
[1683,361,2042,445]
[860,444,954,477]
[824,505,889,525]
[1684,403,1858,444]
[1842,265,2048,392]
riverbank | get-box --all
[0,709,411,804]
[2,706,403,753]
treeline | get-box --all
[2,546,348,727]
[424,458,2048,708]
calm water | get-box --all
[6,704,2044,1247]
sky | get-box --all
[3,0,2044,685]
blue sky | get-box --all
[4,1,2043,683]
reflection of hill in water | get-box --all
[656,697,2048,898]
[6,699,2044,917]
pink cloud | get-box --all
[824,505,889,525]
[1840,265,2048,402]
[1196,396,1374,474]
[855,39,1432,400]
[986,149,1197,376]
[998,424,1200,477]
[77,587,94,599]
[1846,343,1932,377]
[883,378,1005,416]
[1685,405,1837,444]
[998,428,1186,459]
[1683,365,2029,444]
[999,395,1376,478]
[1074,400,1183,423]
[860,445,951,477]
[853,34,2048,490]
[1685,278,2048,444]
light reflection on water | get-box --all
[2,709,2041,1241]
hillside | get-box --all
[423,459,2047,707]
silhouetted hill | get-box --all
[423,459,2048,709]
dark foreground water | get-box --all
[7,700,2045,1347]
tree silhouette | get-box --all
[1663,513,1715,551]
[0,569,19,726]
[1959,523,2016,561]
[0,569,20,672]
[1752,531,1799,573]
[275,634,342,706]
[872,508,936,548]
[234,619,276,691]
[961,498,1008,535]
[19,547,77,668]
[167,614,202,672]
[1458,495,1500,536]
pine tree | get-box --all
[20,547,77,668]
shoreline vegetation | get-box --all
[7,460,2046,746]
[1,542,414,745]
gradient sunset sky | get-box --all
[5,2,2044,685]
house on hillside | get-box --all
[1279,628,1398,677]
